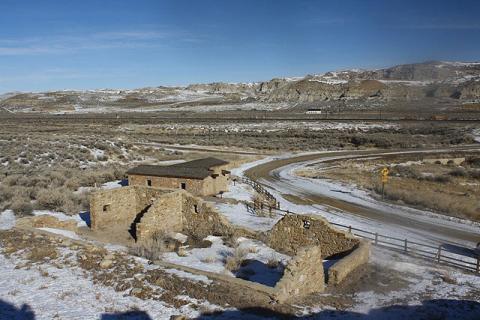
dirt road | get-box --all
[245,146,480,245]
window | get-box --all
[181,182,186,190]
[147,179,152,187]
[103,204,110,212]
[193,204,198,213]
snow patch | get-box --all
[0,210,16,230]
[37,228,81,240]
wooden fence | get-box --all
[238,176,279,208]
[242,201,480,274]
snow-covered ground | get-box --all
[2,153,479,319]
[268,156,480,246]
[215,202,281,232]
[229,151,480,246]
[221,152,480,268]
[120,121,399,135]
[215,181,282,231]
[0,210,15,230]
[349,247,480,319]
[473,128,480,143]
[162,236,289,286]
[0,245,219,320]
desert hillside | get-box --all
[1,61,480,114]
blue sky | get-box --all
[0,0,479,93]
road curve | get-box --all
[245,146,480,245]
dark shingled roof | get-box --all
[170,157,228,169]
[127,157,229,180]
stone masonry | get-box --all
[267,214,359,258]
[89,184,369,302]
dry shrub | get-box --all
[225,246,248,272]
[247,246,258,254]
[200,256,216,263]
[266,255,279,269]
[449,168,467,177]
[0,184,16,203]
[64,176,81,190]
[36,188,69,211]
[35,187,85,214]
[10,196,33,216]
[3,175,22,186]
[129,231,168,261]
[377,182,479,220]
[27,246,58,262]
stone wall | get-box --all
[135,190,255,242]
[180,191,254,239]
[135,191,184,242]
[89,185,368,302]
[327,240,370,285]
[91,186,254,243]
[129,174,207,196]
[90,186,172,232]
[128,171,229,197]
[90,187,136,231]
[273,245,325,303]
[267,214,359,258]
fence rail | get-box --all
[238,176,279,208]
[240,199,480,274]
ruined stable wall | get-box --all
[90,186,172,231]
[90,187,137,230]
[135,191,184,241]
[180,192,254,239]
[274,246,325,303]
[328,240,370,285]
[134,190,255,243]
[89,185,368,301]
[267,214,359,257]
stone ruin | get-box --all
[89,185,370,303]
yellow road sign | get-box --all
[381,167,389,177]
[381,167,389,183]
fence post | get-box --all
[348,226,352,233]
[374,233,378,245]
[404,239,408,252]
[437,245,442,263]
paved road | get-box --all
[245,146,480,245]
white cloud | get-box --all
[0,29,198,56]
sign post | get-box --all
[380,167,389,200]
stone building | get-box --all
[89,185,369,302]
[127,157,230,196]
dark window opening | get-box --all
[103,204,110,212]
[147,179,152,187]
[181,182,186,190]
[193,204,198,213]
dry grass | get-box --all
[27,246,58,262]
[128,231,169,261]
[200,256,216,263]
[225,246,248,272]
[266,255,280,269]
